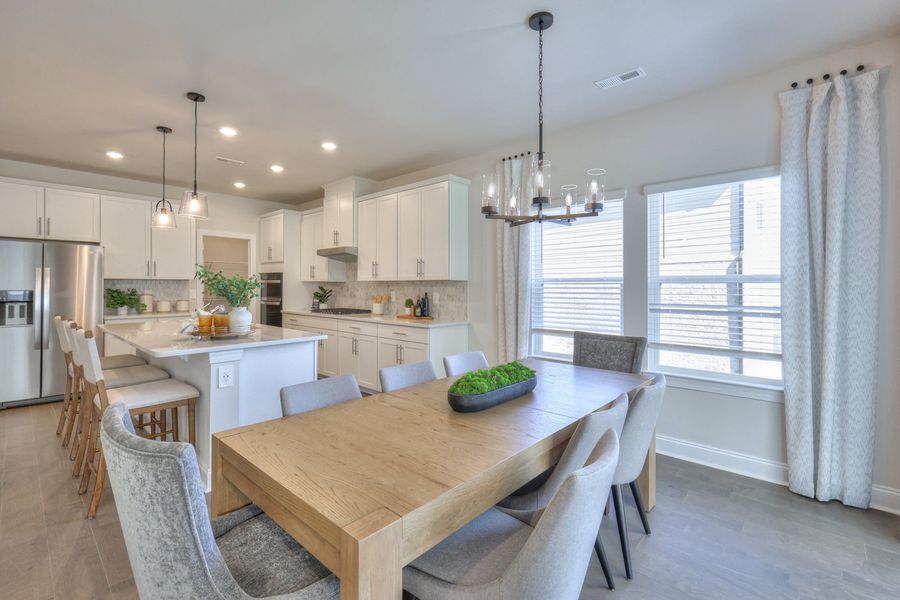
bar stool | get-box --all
[65,322,170,480]
[74,329,199,518]
[52,316,146,448]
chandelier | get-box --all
[482,12,606,227]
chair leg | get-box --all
[612,484,633,579]
[172,405,180,442]
[188,399,196,446]
[160,409,167,442]
[56,375,71,436]
[62,389,79,449]
[78,411,99,494]
[629,480,652,535]
[69,381,85,462]
[72,394,91,478]
[594,535,615,590]
[87,452,106,519]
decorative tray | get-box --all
[396,315,434,321]
[189,326,258,340]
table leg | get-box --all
[211,437,251,517]
[637,430,657,511]
[340,508,403,600]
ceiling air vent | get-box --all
[215,155,245,166]
[594,67,646,90]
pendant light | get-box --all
[151,126,176,229]
[179,92,209,220]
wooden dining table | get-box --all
[211,358,651,600]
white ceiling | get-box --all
[1,1,899,203]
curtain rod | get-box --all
[791,64,865,89]
[501,151,532,162]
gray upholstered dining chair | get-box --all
[443,350,489,377]
[100,402,339,600]
[280,374,362,416]
[496,393,628,590]
[610,374,666,580]
[403,429,620,600]
[379,360,438,393]
[573,331,647,374]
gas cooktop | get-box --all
[313,308,372,315]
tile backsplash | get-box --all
[105,279,193,304]
[323,265,467,321]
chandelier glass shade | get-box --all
[178,92,209,220]
[151,125,176,229]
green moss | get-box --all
[448,361,536,396]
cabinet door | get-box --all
[355,335,379,391]
[101,196,152,278]
[397,188,422,280]
[260,216,275,263]
[320,331,339,377]
[300,213,318,282]
[269,213,284,262]
[322,196,340,248]
[44,188,101,242]
[421,182,449,280]
[152,218,194,279]
[337,189,355,246]
[356,200,377,281]
[399,341,429,366]
[378,339,400,371]
[0,181,43,239]
[337,332,357,378]
[376,194,398,280]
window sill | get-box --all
[657,372,784,404]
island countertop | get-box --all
[99,320,326,358]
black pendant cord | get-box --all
[162,130,167,209]
[537,23,544,159]
[193,99,198,195]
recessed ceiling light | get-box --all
[321,141,337,151]
[270,164,284,173]
[219,126,238,137]
[105,151,124,160]
[233,181,246,189]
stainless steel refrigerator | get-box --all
[0,239,103,408]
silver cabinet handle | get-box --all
[312,265,316,279]
[153,261,157,276]
[147,260,150,276]
[374,261,378,278]
[37,217,42,236]
[395,343,400,363]
[348,326,360,331]
[46,218,50,237]
[399,345,404,364]
[393,331,407,337]
[420,258,424,278]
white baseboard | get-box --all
[656,434,900,516]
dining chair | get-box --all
[74,328,200,518]
[610,374,666,579]
[497,392,628,590]
[379,360,438,393]
[403,429,620,600]
[100,403,340,600]
[573,331,647,374]
[443,350,489,377]
[280,374,362,416]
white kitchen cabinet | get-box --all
[338,332,379,390]
[357,193,398,281]
[0,181,44,239]
[377,338,428,372]
[320,176,377,251]
[259,213,284,264]
[101,196,152,278]
[282,313,338,377]
[300,210,346,282]
[151,219,194,279]
[44,188,101,243]
[397,188,423,280]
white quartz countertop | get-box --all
[281,308,468,329]
[99,320,326,358]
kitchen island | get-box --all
[99,319,326,488]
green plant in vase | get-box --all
[196,265,262,332]
[105,288,146,315]
[404,298,414,316]
[313,286,333,309]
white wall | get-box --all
[379,35,900,507]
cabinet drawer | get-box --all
[338,319,379,337]
[283,314,338,330]
[378,324,429,345]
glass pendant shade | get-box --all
[179,190,209,220]
[152,202,177,229]
[531,155,551,206]
[481,173,499,214]
[559,184,581,214]
[585,168,606,212]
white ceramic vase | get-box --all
[229,306,252,333]
[116,306,129,316]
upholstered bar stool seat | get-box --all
[103,364,170,389]
[93,379,201,413]
[100,354,147,369]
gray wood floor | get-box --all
[2,402,899,600]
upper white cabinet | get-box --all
[320,176,377,250]
[100,195,194,279]
[259,212,284,264]
[0,181,44,239]
[357,193,398,281]
[0,181,101,242]
[300,210,346,282]
[44,188,101,242]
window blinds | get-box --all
[647,174,782,383]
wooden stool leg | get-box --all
[87,452,106,519]
[62,382,80,449]
[188,399,196,446]
[171,405,180,442]
[72,386,92,478]
[68,378,84,462]
[78,408,100,494]
[56,373,71,436]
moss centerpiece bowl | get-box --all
[447,361,537,413]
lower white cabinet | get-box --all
[377,339,428,371]
[338,333,379,390]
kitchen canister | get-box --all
[138,291,154,313]
[175,300,190,312]
[156,300,172,313]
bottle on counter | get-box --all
[415,295,422,317]
[422,293,430,317]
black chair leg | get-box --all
[612,483,633,579]
[594,535,615,590]
[629,480,652,534]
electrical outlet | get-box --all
[434,292,440,304]
[217,365,235,388]
[390,291,397,303]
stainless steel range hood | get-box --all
[316,246,358,263]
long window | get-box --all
[530,199,624,359]
[646,170,782,385]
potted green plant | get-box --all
[105,288,146,316]
[313,286,333,310]
[403,298,414,316]
[196,266,262,333]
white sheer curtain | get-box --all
[496,157,534,362]
[779,70,882,508]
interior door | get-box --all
[420,182,449,280]
[101,195,151,278]
[44,188,101,242]
[152,217,194,279]
[356,200,376,281]
[397,188,422,280]
[376,194,398,280]
[0,240,43,404]
[0,182,43,239]
[355,335,379,390]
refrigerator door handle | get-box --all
[33,267,43,350]
[42,267,51,349]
